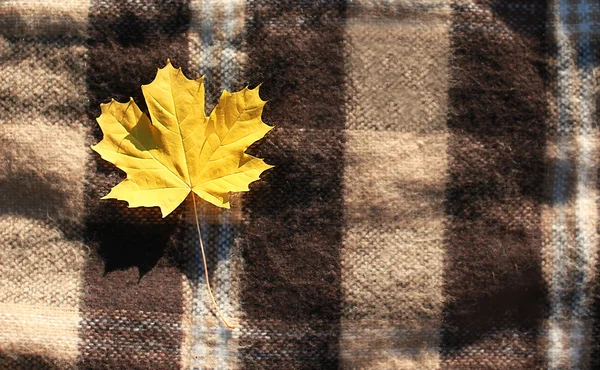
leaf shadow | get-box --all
[84,189,229,286]
[85,197,182,279]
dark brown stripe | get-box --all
[594,223,600,367]
[80,1,191,369]
[591,32,600,370]
[442,1,550,368]
[240,1,346,368]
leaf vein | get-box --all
[106,102,189,190]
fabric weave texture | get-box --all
[1,0,599,369]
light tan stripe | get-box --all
[0,216,86,307]
[0,217,86,368]
[0,0,90,37]
[344,10,450,133]
[341,3,450,368]
[0,304,80,368]
[341,132,448,369]
[0,2,90,367]
[0,124,88,222]
[0,42,88,129]
[0,11,89,221]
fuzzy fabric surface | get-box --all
[1,0,599,369]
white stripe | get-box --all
[189,0,244,368]
[214,211,234,368]
[221,0,237,91]
[191,225,209,363]
[548,0,573,368]
[571,0,597,366]
[214,2,242,367]
[550,0,598,368]
[190,1,214,367]
[199,0,214,87]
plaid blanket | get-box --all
[1,0,599,368]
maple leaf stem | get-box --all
[192,194,236,329]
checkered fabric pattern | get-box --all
[1,0,600,368]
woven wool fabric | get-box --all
[1,0,600,369]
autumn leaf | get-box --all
[91,60,273,328]
[91,60,273,217]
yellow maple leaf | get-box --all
[91,60,273,217]
[91,61,273,328]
